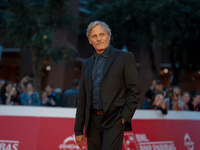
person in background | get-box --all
[187,92,200,111]
[165,86,183,110]
[0,81,15,105]
[198,102,200,111]
[164,88,173,109]
[172,86,184,110]
[142,98,151,109]
[60,79,79,107]
[0,79,5,91]
[40,91,49,106]
[20,82,41,106]
[54,88,62,106]
[147,93,167,115]
[45,83,57,106]
[145,80,165,100]
[144,80,165,109]
[181,91,190,110]
[18,76,30,94]
[12,83,21,105]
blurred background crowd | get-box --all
[1,76,200,114]
[143,79,200,114]
[0,76,79,107]
[0,0,200,114]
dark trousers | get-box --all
[87,111,125,150]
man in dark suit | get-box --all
[74,21,140,150]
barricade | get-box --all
[0,106,199,150]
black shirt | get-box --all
[91,45,110,110]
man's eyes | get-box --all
[92,33,105,38]
[92,35,97,38]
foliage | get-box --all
[86,0,200,85]
[153,0,200,70]
[1,0,76,61]
[0,0,77,90]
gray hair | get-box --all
[86,21,112,38]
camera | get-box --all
[166,88,173,97]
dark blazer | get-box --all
[74,45,140,137]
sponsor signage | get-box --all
[123,133,177,150]
[59,134,86,150]
[0,106,199,150]
[0,140,19,150]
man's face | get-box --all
[88,24,110,54]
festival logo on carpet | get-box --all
[123,132,177,150]
[59,134,86,150]
[184,133,195,150]
[0,140,19,150]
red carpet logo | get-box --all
[59,134,86,150]
[184,133,195,150]
[123,132,139,150]
[123,132,177,150]
[0,140,19,150]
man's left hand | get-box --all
[121,119,125,124]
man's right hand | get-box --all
[75,135,86,149]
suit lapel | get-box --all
[85,55,94,109]
[101,46,117,81]
[86,56,94,94]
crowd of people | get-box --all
[0,76,79,107]
[143,79,200,114]
[1,76,200,113]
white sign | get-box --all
[59,134,86,150]
[123,133,177,150]
[184,133,195,150]
[0,140,19,150]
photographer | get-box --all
[145,80,165,100]
[147,93,167,115]
[165,86,184,110]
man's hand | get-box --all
[121,119,125,124]
[75,135,86,149]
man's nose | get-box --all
[96,36,101,41]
